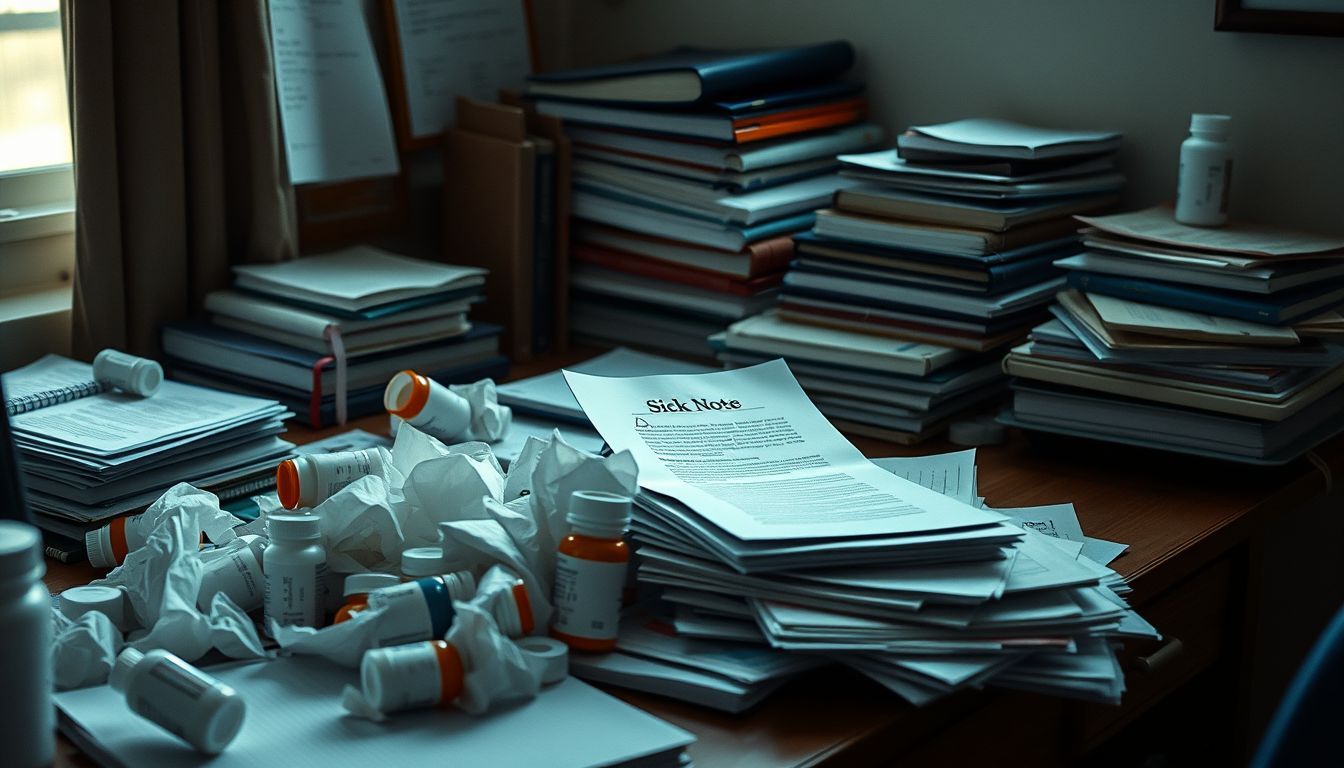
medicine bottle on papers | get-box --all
[551,490,632,652]
[86,510,166,569]
[361,640,465,714]
[263,514,327,633]
[1175,113,1232,227]
[364,571,477,647]
[197,535,267,612]
[384,370,471,443]
[109,647,245,755]
[485,570,536,638]
[0,521,53,767]
[276,448,385,510]
[93,348,163,397]
[334,572,400,624]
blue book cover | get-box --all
[793,231,1079,267]
[527,42,854,106]
[1065,271,1344,326]
[790,251,1061,296]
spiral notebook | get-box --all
[3,355,109,416]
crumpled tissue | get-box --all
[51,609,123,690]
[339,601,543,720]
[439,432,639,629]
[270,564,529,668]
[297,426,509,576]
[88,484,268,663]
[450,379,513,443]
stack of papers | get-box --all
[1004,207,1344,463]
[3,356,293,541]
[565,362,1154,708]
[712,311,1005,444]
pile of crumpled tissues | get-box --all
[52,423,638,716]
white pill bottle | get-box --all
[1174,113,1232,227]
[0,521,53,767]
[263,514,327,632]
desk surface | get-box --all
[46,348,1334,768]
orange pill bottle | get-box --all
[550,490,633,652]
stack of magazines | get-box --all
[161,247,509,427]
[1002,206,1344,463]
[527,41,879,360]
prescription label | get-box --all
[264,561,321,631]
[551,554,625,640]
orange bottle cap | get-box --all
[385,370,430,419]
[432,640,465,705]
[275,459,301,510]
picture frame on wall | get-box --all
[1215,0,1344,36]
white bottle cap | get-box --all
[441,570,478,602]
[344,572,400,597]
[401,547,447,579]
[109,646,145,692]
[267,514,321,541]
[93,348,163,397]
[84,525,118,569]
[1189,113,1231,138]
[59,585,126,627]
[0,520,43,582]
[517,636,569,685]
[566,490,633,539]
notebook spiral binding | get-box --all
[5,379,106,416]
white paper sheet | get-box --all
[268,0,400,184]
[870,451,978,506]
[567,361,1004,541]
[389,0,531,138]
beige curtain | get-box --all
[63,0,298,358]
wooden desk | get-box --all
[46,349,1334,767]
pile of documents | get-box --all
[564,362,1155,709]
[160,247,509,427]
[1002,206,1344,463]
[725,119,1125,441]
[527,41,879,360]
[2,355,293,547]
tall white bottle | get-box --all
[0,521,54,767]
[1175,113,1233,227]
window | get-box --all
[0,0,73,365]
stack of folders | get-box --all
[2,355,293,547]
[161,247,510,427]
[527,41,881,360]
[624,451,1149,708]
[1002,206,1344,463]
[736,118,1125,442]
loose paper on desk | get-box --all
[1085,292,1299,344]
[1076,207,1344,258]
[563,360,1005,541]
[389,0,531,139]
[268,0,400,184]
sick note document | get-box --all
[564,360,1005,541]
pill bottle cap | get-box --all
[344,572,400,597]
[566,490,633,539]
[0,520,44,582]
[384,370,430,419]
[109,646,146,692]
[60,585,126,626]
[1189,113,1231,138]
[401,546,447,578]
[440,569,477,602]
[267,514,321,541]
[94,349,163,397]
[275,459,302,510]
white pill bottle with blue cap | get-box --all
[0,520,53,767]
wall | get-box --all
[553,0,1344,231]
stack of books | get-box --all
[1002,206,1344,463]
[526,41,881,361]
[161,247,510,427]
[714,118,1125,442]
[2,354,293,555]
